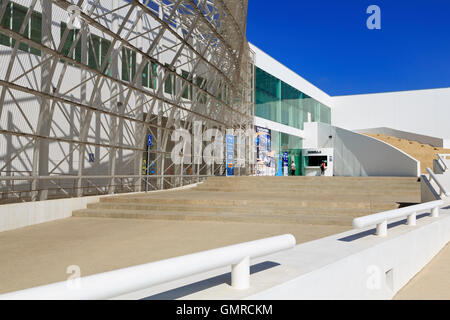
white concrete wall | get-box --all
[0,182,201,232]
[304,122,420,177]
[249,43,333,109]
[332,88,450,140]
[247,211,450,299]
[117,208,450,300]
[0,195,101,232]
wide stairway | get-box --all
[73,176,421,226]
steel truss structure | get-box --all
[0,0,254,203]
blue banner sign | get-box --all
[226,134,234,176]
[283,151,288,176]
[147,134,152,147]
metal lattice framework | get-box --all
[0,0,254,203]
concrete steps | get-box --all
[73,176,421,226]
[72,209,355,226]
[83,201,397,215]
[95,196,398,210]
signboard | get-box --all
[226,134,234,176]
[283,152,288,176]
[147,134,153,147]
[255,126,274,176]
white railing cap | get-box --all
[353,200,443,229]
[0,234,296,300]
[427,168,450,196]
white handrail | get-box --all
[437,154,450,171]
[353,200,443,237]
[427,167,450,197]
[0,234,296,300]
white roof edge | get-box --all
[331,86,450,98]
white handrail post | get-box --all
[431,206,439,218]
[231,256,250,289]
[407,212,417,226]
[376,220,388,237]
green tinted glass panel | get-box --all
[255,67,280,123]
[0,3,11,47]
[181,70,192,100]
[142,62,149,87]
[74,29,82,63]
[121,47,129,81]
[88,35,100,70]
[254,66,331,130]
[196,76,206,103]
[101,38,111,74]
[122,48,136,81]
[29,11,41,56]
[151,62,157,89]
[60,23,74,58]
[12,3,28,52]
[164,64,175,94]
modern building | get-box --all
[1,0,450,203]
[250,43,333,177]
[250,43,450,178]
[0,1,449,302]
[0,0,254,202]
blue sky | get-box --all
[246,0,450,96]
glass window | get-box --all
[142,61,157,89]
[164,63,175,94]
[181,70,192,100]
[121,47,136,81]
[0,2,12,47]
[0,3,42,56]
[100,38,111,74]
[254,66,331,129]
[88,34,100,70]
[29,11,41,56]
[12,3,28,52]
[196,76,206,103]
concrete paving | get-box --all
[394,242,450,300]
[0,216,348,295]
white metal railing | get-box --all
[427,167,450,197]
[352,200,443,237]
[437,154,450,172]
[0,234,296,300]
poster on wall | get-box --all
[255,126,275,176]
[226,134,234,176]
[283,151,288,176]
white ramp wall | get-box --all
[331,88,450,145]
[304,122,420,177]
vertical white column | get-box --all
[376,220,388,237]
[407,212,416,226]
[108,0,119,194]
[431,206,439,218]
[231,256,250,289]
[134,8,144,192]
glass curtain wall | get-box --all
[255,66,331,129]
[254,66,331,175]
